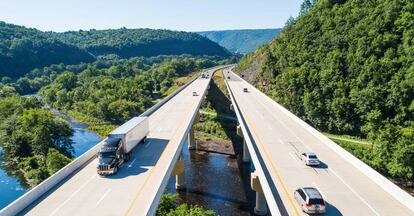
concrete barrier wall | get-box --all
[230,70,414,212]
[0,139,106,216]
[147,67,220,216]
[223,68,282,216]
[0,66,222,216]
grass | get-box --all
[162,71,201,97]
[332,138,373,165]
[87,124,118,137]
[67,110,107,124]
[66,111,118,137]
[323,132,369,144]
[194,70,242,151]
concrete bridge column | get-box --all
[237,125,251,163]
[188,112,199,150]
[251,172,268,215]
[172,151,185,190]
[243,140,251,163]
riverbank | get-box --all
[165,70,255,215]
[0,108,101,210]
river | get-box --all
[0,111,101,210]
[0,113,254,215]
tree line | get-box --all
[0,21,231,79]
[0,95,73,187]
[237,0,414,183]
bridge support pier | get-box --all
[243,140,251,163]
[237,125,251,163]
[188,112,199,150]
[173,151,186,190]
[251,172,268,215]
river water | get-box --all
[166,142,255,215]
[0,114,254,215]
[0,112,101,210]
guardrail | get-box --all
[230,69,414,213]
[0,138,106,216]
[146,66,227,215]
[223,67,282,216]
[0,65,224,216]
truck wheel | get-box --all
[113,166,118,174]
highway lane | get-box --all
[225,69,414,216]
[21,68,219,216]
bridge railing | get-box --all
[0,66,220,216]
[230,69,414,213]
[223,67,283,216]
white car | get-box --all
[294,187,326,214]
[301,152,320,166]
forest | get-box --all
[0,21,231,79]
[198,29,281,54]
[237,0,414,183]
[0,55,229,186]
[0,95,73,187]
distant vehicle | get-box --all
[97,117,148,175]
[201,74,206,78]
[241,75,244,78]
[243,88,248,93]
[301,152,320,166]
[192,91,198,96]
[227,76,230,79]
[294,187,326,214]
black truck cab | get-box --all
[97,137,125,175]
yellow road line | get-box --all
[231,81,300,215]
[124,82,205,216]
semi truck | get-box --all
[97,117,149,175]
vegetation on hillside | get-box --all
[198,29,281,54]
[156,193,215,216]
[0,21,94,79]
[0,21,232,79]
[237,0,414,184]
[38,57,222,125]
[49,28,231,58]
[194,71,241,151]
[0,95,73,187]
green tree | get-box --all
[46,148,72,175]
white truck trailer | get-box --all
[97,117,149,175]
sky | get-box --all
[0,0,303,32]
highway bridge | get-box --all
[1,65,413,216]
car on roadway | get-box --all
[227,76,230,79]
[294,187,326,214]
[301,152,320,166]
[243,88,248,93]
[192,91,198,96]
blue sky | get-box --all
[0,0,303,32]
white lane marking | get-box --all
[50,175,96,216]
[234,81,382,215]
[267,124,273,130]
[330,169,380,216]
[312,182,327,199]
[144,140,152,148]
[248,88,313,152]
[289,153,300,164]
[128,158,137,168]
[95,189,111,206]
[254,110,264,119]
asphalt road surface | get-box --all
[225,69,414,216]
[22,68,218,216]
